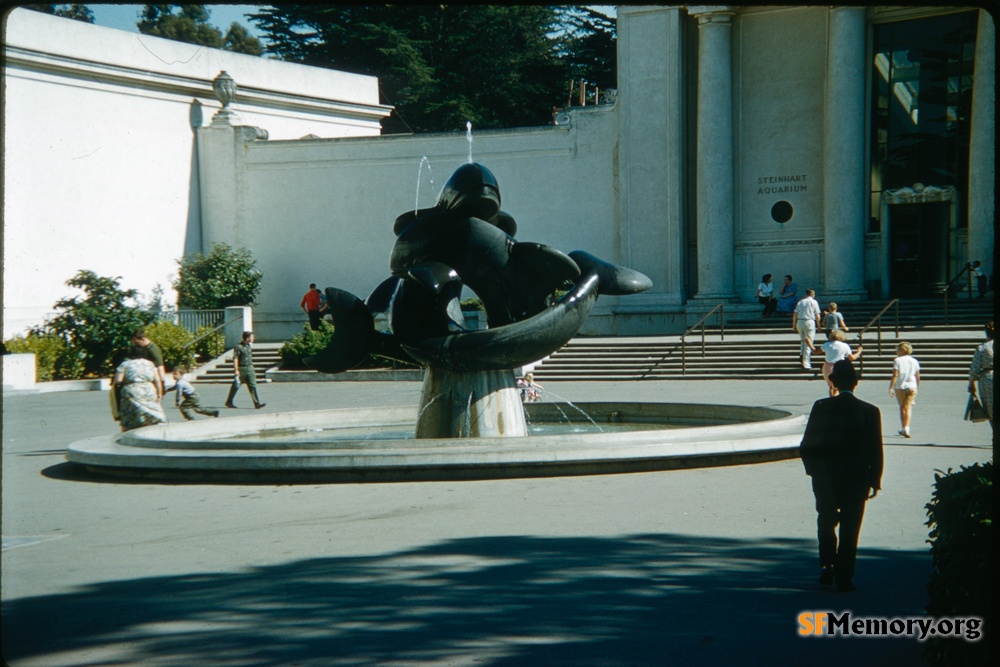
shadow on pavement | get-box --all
[3,533,931,666]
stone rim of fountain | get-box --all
[65,401,807,483]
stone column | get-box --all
[822,6,869,301]
[968,10,995,276]
[690,7,738,302]
[614,6,687,317]
[195,71,269,254]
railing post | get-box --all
[857,333,865,376]
[681,335,687,375]
[224,306,251,349]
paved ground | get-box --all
[2,376,992,666]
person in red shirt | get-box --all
[300,283,327,330]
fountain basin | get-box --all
[65,402,806,483]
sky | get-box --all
[89,4,265,38]
[87,4,616,41]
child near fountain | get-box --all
[171,367,220,420]
[518,372,543,402]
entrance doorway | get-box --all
[889,202,950,297]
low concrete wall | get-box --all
[2,353,36,390]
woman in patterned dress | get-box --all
[968,321,994,428]
[113,351,167,431]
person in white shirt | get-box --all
[793,289,822,369]
[820,330,862,396]
[889,341,921,438]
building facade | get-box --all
[4,6,994,342]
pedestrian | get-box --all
[821,330,862,396]
[968,321,994,429]
[971,261,988,299]
[129,328,166,399]
[775,274,798,313]
[756,273,777,318]
[799,359,883,593]
[518,372,543,402]
[889,341,920,438]
[113,348,167,431]
[300,283,327,331]
[171,367,219,420]
[225,331,266,409]
[793,288,822,369]
[821,302,848,335]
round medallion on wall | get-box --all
[771,200,793,223]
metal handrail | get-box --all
[180,313,242,350]
[941,263,975,324]
[680,304,725,376]
[855,299,899,374]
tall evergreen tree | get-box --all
[24,4,95,23]
[249,5,607,133]
[138,4,263,56]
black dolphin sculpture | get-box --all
[304,162,651,374]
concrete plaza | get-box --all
[2,376,992,666]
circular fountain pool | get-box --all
[66,402,806,483]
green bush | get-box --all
[279,322,337,369]
[193,325,225,362]
[146,321,196,371]
[3,331,85,381]
[925,461,992,666]
[173,242,263,309]
[43,270,155,377]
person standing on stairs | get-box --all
[793,289,822,370]
[225,331,266,409]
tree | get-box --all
[173,242,263,310]
[138,4,263,55]
[559,7,617,101]
[249,5,583,134]
[23,4,95,23]
[41,270,155,377]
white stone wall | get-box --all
[197,107,626,341]
[2,8,389,337]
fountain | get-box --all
[66,161,806,482]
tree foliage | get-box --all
[248,5,615,134]
[173,242,263,310]
[138,4,263,55]
[23,4,95,23]
[41,270,156,377]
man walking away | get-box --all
[800,360,883,592]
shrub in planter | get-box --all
[146,321,196,371]
[193,325,225,362]
[4,331,85,381]
[924,461,992,666]
[279,322,336,369]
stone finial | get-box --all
[212,70,238,124]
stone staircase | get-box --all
[192,343,283,384]
[532,298,993,382]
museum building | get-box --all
[629,4,994,307]
[3,6,995,340]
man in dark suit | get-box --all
[800,360,883,592]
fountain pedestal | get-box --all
[416,368,528,438]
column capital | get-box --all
[687,6,736,25]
